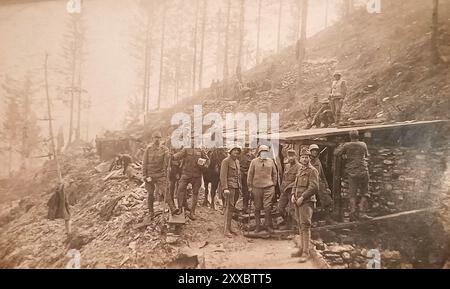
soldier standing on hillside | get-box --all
[247,145,278,233]
[220,146,242,238]
[335,130,372,221]
[172,145,210,220]
[291,147,319,263]
[142,131,176,218]
[329,71,347,126]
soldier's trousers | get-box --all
[253,186,275,211]
[177,175,202,211]
[241,173,250,210]
[295,201,314,233]
[145,176,174,214]
[224,188,240,233]
[330,98,343,123]
[348,173,369,214]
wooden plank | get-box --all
[312,207,440,232]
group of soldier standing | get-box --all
[140,125,371,264]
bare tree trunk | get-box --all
[216,9,223,80]
[85,93,91,141]
[75,69,82,140]
[431,0,441,66]
[198,0,207,91]
[296,0,308,90]
[345,0,353,18]
[145,21,152,113]
[67,40,76,147]
[256,0,262,65]
[325,0,329,28]
[143,17,150,117]
[277,0,283,53]
[192,0,200,96]
[223,0,232,99]
[237,0,245,82]
[44,53,63,183]
[157,3,167,110]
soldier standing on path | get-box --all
[247,145,278,234]
[291,147,319,263]
[172,146,210,220]
[240,145,256,214]
[220,146,242,238]
[329,71,347,126]
[278,149,301,230]
[142,131,177,218]
[335,130,372,221]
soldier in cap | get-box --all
[278,149,301,230]
[142,131,176,218]
[309,144,335,224]
[220,145,242,237]
[291,147,319,263]
[247,145,278,233]
[329,71,347,125]
[335,130,372,221]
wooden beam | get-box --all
[312,207,440,232]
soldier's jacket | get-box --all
[293,163,319,202]
[142,143,169,178]
[173,148,210,178]
[281,161,301,192]
[310,157,329,189]
[220,156,241,190]
[331,79,347,99]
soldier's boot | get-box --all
[291,232,303,258]
[188,195,199,220]
[254,210,262,233]
[202,191,209,207]
[298,230,311,263]
[264,208,274,234]
[210,191,216,210]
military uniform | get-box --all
[335,139,370,220]
[220,149,242,237]
[310,156,332,209]
[329,73,347,124]
[142,143,171,216]
[173,148,210,219]
[291,148,319,262]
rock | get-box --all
[383,160,394,165]
[381,250,401,261]
[342,252,352,262]
[324,244,354,254]
[400,263,414,269]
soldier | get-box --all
[240,145,256,214]
[335,130,372,221]
[110,153,132,175]
[247,145,278,233]
[220,146,242,238]
[308,99,335,128]
[173,146,210,220]
[278,149,301,230]
[309,144,334,224]
[291,147,319,263]
[142,131,176,218]
[306,95,321,122]
[329,71,347,125]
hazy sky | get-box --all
[0,0,343,139]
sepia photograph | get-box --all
[0,0,449,275]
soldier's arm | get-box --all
[163,148,170,174]
[219,159,228,191]
[364,143,370,158]
[142,148,148,177]
[334,143,346,157]
[271,161,278,186]
[302,168,319,200]
[202,150,211,168]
